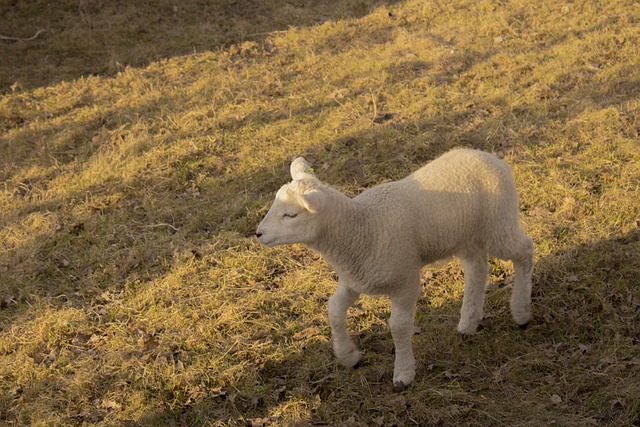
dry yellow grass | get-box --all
[1,0,639,426]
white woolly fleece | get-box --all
[257,149,534,391]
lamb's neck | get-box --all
[310,189,372,279]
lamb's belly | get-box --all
[421,250,455,265]
[337,268,401,296]
[418,233,468,263]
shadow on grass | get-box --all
[0,0,403,92]
[2,10,639,422]
[1,50,638,335]
[132,228,639,426]
[1,108,638,424]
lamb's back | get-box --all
[409,149,513,194]
[358,150,517,263]
[348,149,519,267]
[410,149,518,257]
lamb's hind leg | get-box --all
[490,230,534,328]
[457,249,489,335]
[328,282,361,368]
[508,234,534,328]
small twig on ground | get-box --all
[0,29,45,42]
[139,223,180,232]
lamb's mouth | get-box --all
[258,237,277,247]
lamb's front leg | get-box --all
[389,285,420,392]
[328,282,361,368]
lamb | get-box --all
[255,148,534,391]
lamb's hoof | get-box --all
[337,348,362,369]
[518,321,530,331]
[456,322,483,337]
[512,309,532,328]
[457,323,483,339]
[393,381,406,393]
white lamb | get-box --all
[256,148,534,391]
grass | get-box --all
[1,0,639,425]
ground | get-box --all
[1,0,639,426]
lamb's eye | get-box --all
[283,213,298,219]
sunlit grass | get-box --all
[1,0,639,425]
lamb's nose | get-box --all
[255,231,263,238]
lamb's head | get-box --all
[256,158,326,247]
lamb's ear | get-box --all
[290,157,315,180]
[301,189,324,213]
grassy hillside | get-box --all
[1,0,639,425]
